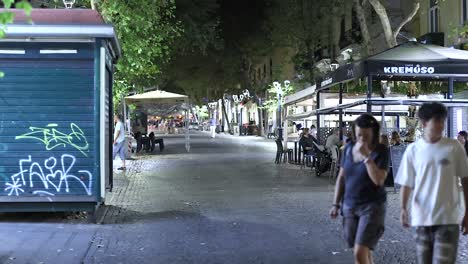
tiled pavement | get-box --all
[87,132,468,263]
[0,132,466,263]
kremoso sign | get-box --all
[383,65,435,74]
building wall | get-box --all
[419,0,464,46]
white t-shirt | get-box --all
[395,137,468,226]
[114,121,125,144]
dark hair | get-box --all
[417,102,447,122]
[114,113,122,120]
[351,114,380,146]
[459,131,467,140]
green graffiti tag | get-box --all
[15,123,89,157]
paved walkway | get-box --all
[0,132,467,263]
[92,132,468,263]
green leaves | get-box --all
[0,11,14,25]
[98,0,182,103]
[2,0,14,9]
[261,81,296,112]
[15,1,32,16]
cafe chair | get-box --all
[275,138,292,164]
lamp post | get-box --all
[273,80,289,140]
[63,0,75,8]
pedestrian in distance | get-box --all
[113,114,126,170]
[310,124,317,138]
[457,130,468,156]
[330,113,389,264]
[396,102,468,264]
[210,117,217,138]
[390,131,402,146]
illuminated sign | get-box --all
[383,65,435,74]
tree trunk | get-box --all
[264,90,269,136]
[392,1,420,41]
[328,14,334,59]
[368,0,396,47]
[368,0,420,48]
[354,0,373,55]
[90,0,96,10]
[222,98,232,134]
[332,1,343,59]
[258,103,264,136]
[305,40,315,83]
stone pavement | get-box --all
[0,132,466,263]
[89,132,468,263]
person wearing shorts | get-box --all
[113,114,126,170]
[330,114,389,264]
[396,102,468,264]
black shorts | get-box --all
[342,202,386,250]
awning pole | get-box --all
[122,94,127,134]
[283,105,289,151]
[367,76,373,113]
[185,100,190,152]
[447,77,454,138]
[316,90,321,141]
[339,83,343,140]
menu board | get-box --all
[390,144,408,179]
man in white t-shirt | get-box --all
[113,114,126,170]
[325,128,341,150]
[396,102,468,264]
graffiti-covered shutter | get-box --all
[0,44,97,199]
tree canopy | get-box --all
[4,0,425,104]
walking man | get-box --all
[457,130,468,156]
[210,117,217,138]
[396,102,468,264]
[113,114,126,170]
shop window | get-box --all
[462,0,468,24]
[40,49,77,54]
[0,49,25,54]
[429,5,440,32]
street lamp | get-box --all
[63,0,75,8]
[273,80,290,140]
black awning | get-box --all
[367,42,468,76]
[316,61,365,90]
[315,42,468,90]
